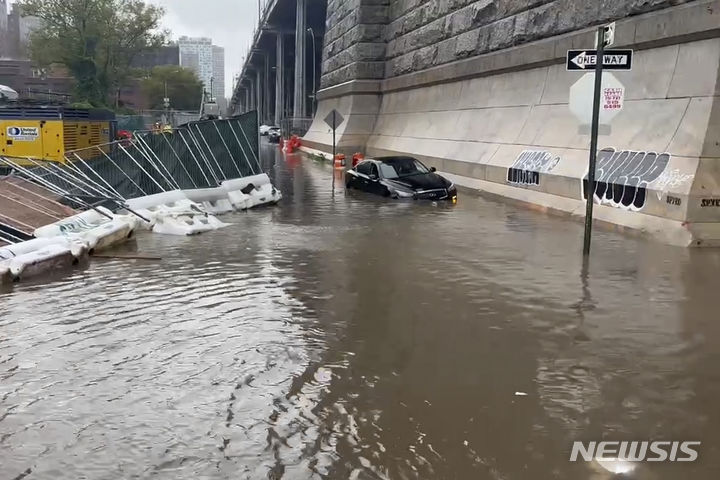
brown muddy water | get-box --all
[1,142,720,480]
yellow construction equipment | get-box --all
[0,105,116,165]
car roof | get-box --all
[374,156,419,164]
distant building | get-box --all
[0,0,8,58]
[131,46,180,71]
[212,45,225,101]
[179,37,226,101]
[0,59,73,101]
[1,2,40,60]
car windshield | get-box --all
[378,158,430,179]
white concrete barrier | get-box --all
[34,207,136,251]
[182,187,235,214]
[0,237,89,282]
[124,190,229,236]
[221,174,282,210]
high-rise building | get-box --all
[0,0,9,58]
[178,37,225,102]
[178,36,213,92]
[212,45,225,101]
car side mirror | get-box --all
[430,167,437,172]
[369,173,378,181]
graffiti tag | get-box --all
[507,150,560,187]
[652,169,694,200]
[583,148,671,211]
[701,198,720,207]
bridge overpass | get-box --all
[231,0,720,247]
[229,0,327,125]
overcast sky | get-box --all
[7,0,258,97]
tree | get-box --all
[19,0,166,107]
[142,66,203,112]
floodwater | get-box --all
[2,141,720,480]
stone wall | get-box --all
[320,0,702,88]
[321,0,389,88]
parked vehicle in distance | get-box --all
[260,125,277,136]
[267,127,281,143]
[346,156,457,203]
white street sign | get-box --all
[597,22,616,48]
[569,72,625,126]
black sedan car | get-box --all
[345,156,457,203]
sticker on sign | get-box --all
[569,72,625,127]
[7,126,40,141]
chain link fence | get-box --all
[6,111,260,207]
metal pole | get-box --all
[275,33,285,126]
[60,160,117,199]
[212,122,244,178]
[118,143,167,192]
[235,120,262,173]
[0,158,111,218]
[96,146,148,196]
[177,130,213,187]
[161,132,198,188]
[226,119,256,175]
[583,27,606,257]
[186,128,221,185]
[293,0,307,118]
[307,27,316,116]
[135,135,181,190]
[70,153,125,199]
[227,120,259,175]
[194,124,228,180]
[332,110,336,192]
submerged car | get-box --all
[267,127,281,143]
[259,124,277,136]
[345,156,457,202]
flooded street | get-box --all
[2,141,720,479]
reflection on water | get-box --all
[1,142,720,479]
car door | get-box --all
[354,161,373,192]
[367,163,385,196]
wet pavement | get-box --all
[2,141,720,479]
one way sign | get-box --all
[566,49,633,71]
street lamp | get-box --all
[307,27,316,116]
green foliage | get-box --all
[19,0,167,107]
[68,101,94,109]
[142,65,203,111]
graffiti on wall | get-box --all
[507,150,560,186]
[653,169,694,200]
[582,148,693,211]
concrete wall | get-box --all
[306,0,720,246]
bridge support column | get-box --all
[244,87,250,114]
[264,53,271,125]
[256,68,262,122]
[275,33,284,125]
[293,0,306,118]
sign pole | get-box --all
[332,110,336,192]
[582,27,606,257]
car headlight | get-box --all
[447,182,455,190]
[395,189,414,198]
